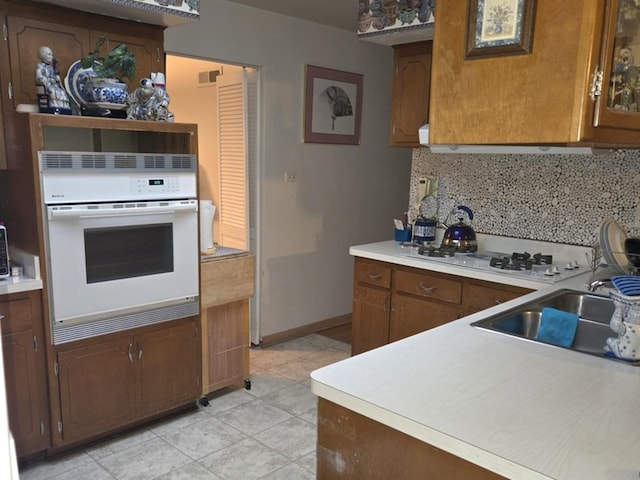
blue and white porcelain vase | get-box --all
[85,77,128,107]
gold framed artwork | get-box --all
[303,65,363,145]
[465,0,536,58]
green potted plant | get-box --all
[81,36,136,83]
[80,36,136,108]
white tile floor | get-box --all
[19,333,350,480]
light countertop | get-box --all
[200,245,251,263]
[0,276,43,296]
[310,238,639,479]
[0,247,42,296]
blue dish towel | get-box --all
[535,307,579,348]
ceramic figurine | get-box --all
[126,77,174,122]
[604,290,640,361]
[34,46,71,114]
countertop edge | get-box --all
[310,378,553,480]
[0,278,43,296]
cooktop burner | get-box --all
[489,252,553,271]
[418,245,458,258]
[408,246,584,283]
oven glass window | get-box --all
[84,223,174,283]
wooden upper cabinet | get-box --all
[6,15,89,108]
[390,41,432,147]
[593,0,640,133]
[429,0,640,147]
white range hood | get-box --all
[418,124,599,155]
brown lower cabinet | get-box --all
[352,257,532,355]
[317,398,507,479]
[0,290,49,459]
[54,317,200,447]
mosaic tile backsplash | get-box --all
[409,148,640,247]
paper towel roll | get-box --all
[199,200,216,254]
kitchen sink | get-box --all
[471,289,638,364]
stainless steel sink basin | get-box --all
[471,289,638,365]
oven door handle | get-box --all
[48,203,197,220]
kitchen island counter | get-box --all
[311,284,640,479]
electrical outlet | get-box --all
[284,171,296,183]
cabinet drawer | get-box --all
[354,259,392,289]
[463,282,531,312]
[394,269,462,304]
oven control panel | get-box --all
[131,177,183,195]
[39,152,197,204]
[41,172,197,204]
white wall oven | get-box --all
[39,151,199,344]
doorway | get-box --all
[165,54,261,344]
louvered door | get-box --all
[216,69,248,249]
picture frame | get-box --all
[465,0,536,59]
[304,65,363,145]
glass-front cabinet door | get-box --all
[594,0,640,130]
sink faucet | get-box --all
[588,279,613,293]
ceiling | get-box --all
[225,0,358,32]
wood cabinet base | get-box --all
[1,290,49,460]
[52,317,201,449]
[200,253,254,396]
[317,399,506,480]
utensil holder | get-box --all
[394,226,412,243]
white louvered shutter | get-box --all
[217,68,248,249]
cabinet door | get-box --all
[593,0,640,132]
[390,294,461,343]
[0,2,6,169]
[0,291,49,458]
[203,301,248,394]
[90,30,164,89]
[57,336,135,445]
[390,41,432,147]
[135,319,200,415]
[352,285,391,355]
[6,15,90,107]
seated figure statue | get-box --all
[35,45,70,111]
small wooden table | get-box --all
[199,247,255,399]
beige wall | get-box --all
[165,1,412,338]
